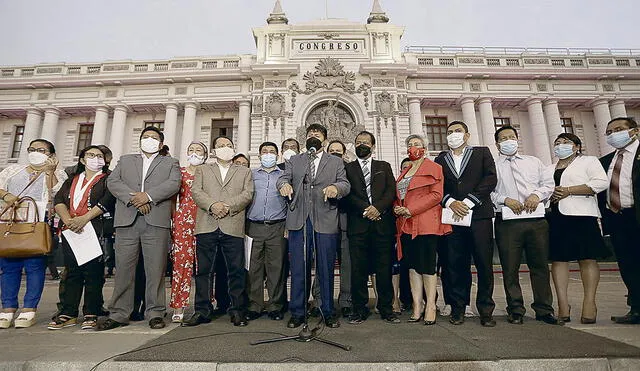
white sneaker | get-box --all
[14,312,36,328]
[0,312,14,329]
[464,305,476,317]
[441,305,452,316]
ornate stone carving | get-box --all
[253,95,263,112]
[470,83,482,92]
[459,57,485,64]
[103,64,130,72]
[290,57,356,94]
[373,78,395,87]
[603,84,615,92]
[396,80,406,89]
[523,58,550,65]
[254,81,263,90]
[397,94,408,113]
[265,80,287,88]
[297,99,365,152]
[318,32,340,39]
[375,91,395,118]
[37,92,49,100]
[106,90,118,98]
[588,58,614,65]
[536,83,548,92]
[264,91,285,119]
[171,62,198,69]
[36,67,62,74]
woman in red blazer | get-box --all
[394,135,452,325]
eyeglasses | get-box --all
[27,147,49,154]
[84,153,104,159]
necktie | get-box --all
[362,159,371,202]
[309,152,317,182]
[509,157,527,202]
[609,151,624,213]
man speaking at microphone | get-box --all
[277,124,351,329]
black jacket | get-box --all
[598,144,640,233]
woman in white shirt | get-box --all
[548,133,609,325]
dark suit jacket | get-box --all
[598,143,640,234]
[344,158,396,236]
[434,146,497,220]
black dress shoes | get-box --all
[507,313,524,325]
[181,312,212,327]
[95,318,128,331]
[325,315,341,328]
[287,316,304,328]
[536,313,562,325]
[611,311,640,324]
[245,311,262,321]
[449,312,464,325]
[268,311,284,321]
[149,317,166,329]
[231,313,248,327]
[480,316,496,327]
[341,307,353,318]
[382,313,401,324]
[129,311,145,322]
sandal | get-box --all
[171,313,184,323]
[81,316,98,330]
[0,312,14,329]
[47,315,77,330]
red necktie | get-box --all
[609,151,624,213]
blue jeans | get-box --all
[0,257,46,309]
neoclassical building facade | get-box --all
[1,0,639,173]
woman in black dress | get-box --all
[548,133,609,324]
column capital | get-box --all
[238,100,252,107]
[43,107,61,115]
[458,96,476,105]
[184,101,200,110]
[524,97,543,108]
[113,104,130,113]
[94,106,110,114]
[407,97,422,105]
[542,98,559,107]
[609,98,626,106]
[164,102,179,111]
[590,97,610,108]
[25,108,42,117]
[476,97,493,105]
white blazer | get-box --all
[550,155,608,217]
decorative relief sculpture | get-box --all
[265,80,287,88]
[375,91,395,118]
[297,98,364,152]
[289,57,356,94]
[265,91,285,119]
[253,95,263,113]
[397,94,408,113]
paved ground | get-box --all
[0,262,638,370]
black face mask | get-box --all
[355,144,372,159]
[306,137,322,154]
[330,152,343,159]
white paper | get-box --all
[441,207,473,227]
[244,235,253,271]
[62,223,103,266]
[501,203,546,220]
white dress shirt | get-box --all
[491,153,554,210]
[218,162,231,182]
[357,157,372,203]
[607,138,638,209]
[311,151,323,178]
[141,152,159,192]
[445,147,475,209]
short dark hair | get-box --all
[212,135,233,148]
[355,130,376,146]
[259,141,279,154]
[281,138,300,152]
[306,124,328,140]
[328,140,346,153]
[447,121,469,133]
[30,139,55,154]
[606,117,638,131]
[232,153,250,166]
[494,126,518,142]
[76,145,108,175]
[555,133,582,154]
[140,126,164,142]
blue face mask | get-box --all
[260,153,277,168]
[499,140,518,156]
[606,130,634,149]
[554,143,575,159]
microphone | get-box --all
[308,146,317,155]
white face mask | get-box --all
[215,147,235,162]
[282,149,297,161]
[447,132,466,149]
[85,157,105,172]
[499,140,519,156]
[28,152,49,166]
[140,137,160,154]
[187,153,205,166]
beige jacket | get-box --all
[192,163,254,238]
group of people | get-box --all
[0,116,638,331]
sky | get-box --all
[0,0,637,66]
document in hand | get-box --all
[501,203,545,220]
[244,235,253,271]
[61,222,103,266]
[441,207,472,227]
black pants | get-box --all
[609,208,640,312]
[60,238,105,317]
[132,251,146,315]
[447,219,495,317]
[213,249,230,311]
[349,224,394,317]
[495,216,553,316]
[103,236,115,271]
[195,229,247,317]
[437,235,458,306]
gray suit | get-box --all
[106,154,181,323]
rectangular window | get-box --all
[76,123,94,156]
[144,120,165,131]
[561,118,574,134]
[10,125,25,158]
[210,119,234,149]
[494,117,512,130]
[423,116,448,152]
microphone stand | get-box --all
[251,150,351,351]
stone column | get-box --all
[40,108,60,144]
[591,98,612,155]
[460,97,480,145]
[542,99,563,151]
[180,102,198,165]
[609,99,627,120]
[477,98,495,147]
[91,106,110,145]
[163,103,179,157]
[237,100,252,155]
[108,105,128,164]
[408,98,424,135]
[19,108,43,164]
[526,98,552,165]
